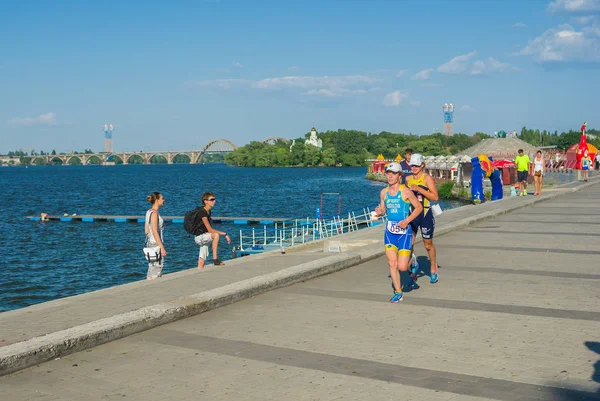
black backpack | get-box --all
[183,207,203,235]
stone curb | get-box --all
[1,178,597,377]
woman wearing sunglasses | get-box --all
[194,192,231,268]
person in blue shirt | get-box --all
[373,162,423,303]
[399,148,414,184]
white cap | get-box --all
[409,153,425,166]
[385,162,402,173]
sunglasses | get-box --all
[207,198,216,201]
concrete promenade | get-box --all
[1,178,599,400]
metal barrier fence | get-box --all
[234,205,381,257]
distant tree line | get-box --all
[518,127,600,150]
[224,130,492,167]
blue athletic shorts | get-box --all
[384,221,413,256]
[583,166,589,171]
[410,209,435,239]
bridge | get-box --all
[24,137,290,165]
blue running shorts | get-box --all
[384,221,413,256]
[410,209,435,239]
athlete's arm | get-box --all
[419,174,439,202]
[150,212,166,256]
[398,188,422,228]
[202,217,230,242]
[374,188,387,217]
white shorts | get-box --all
[194,233,212,260]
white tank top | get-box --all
[145,209,164,244]
[533,157,544,172]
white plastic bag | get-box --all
[431,204,443,217]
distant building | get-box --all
[0,156,21,166]
[305,127,323,148]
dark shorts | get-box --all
[517,171,528,182]
[410,209,435,239]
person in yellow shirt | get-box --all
[514,149,531,196]
[581,150,592,182]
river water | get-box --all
[0,164,462,312]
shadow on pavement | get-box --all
[545,341,600,400]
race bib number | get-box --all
[387,221,407,235]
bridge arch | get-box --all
[48,156,64,165]
[29,156,47,166]
[261,137,290,145]
[65,155,83,165]
[201,139,237,153]
[194,139,238,163]
[171,152,192,164]
[148,153,168,164]
[126,154,145,164]
[107,154,122,164]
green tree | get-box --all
[370,137,390,156]
[289,141,306,166]
[322,147,337,166]
[303,144,321,166]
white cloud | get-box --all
[7,112,66,126]
[573,15,597,23]
[548,0,600,13]
[306,88,368,97]
[396,69,408,78]
[288,66,300,71]
[194,75,381,97]
[232,61,243,68]
[438,51,516,75]
[383,91,409,107]
[412,68,433,80]
[471,58,515,75]
[420,82,441,88]
[460,105,477,112]
[438,51,476,74]
[513,22,528,28]
[517,24,600,62]
[194,79,252,88]
[252,75,379,89]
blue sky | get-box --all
[1,0,599,153]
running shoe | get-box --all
[390,291,403,303]
[523,189,528,196]
[410,254,420,275]
[430,272,439,284]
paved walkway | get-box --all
[1,179,599,400]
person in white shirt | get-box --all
[532,151,545,196]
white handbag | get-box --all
[143,246,162,263]
[431,204,443,217]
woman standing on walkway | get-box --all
[145,192,166,280]
[407,154,440,284]
[533,151,545,195]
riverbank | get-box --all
[2,177,598,378]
